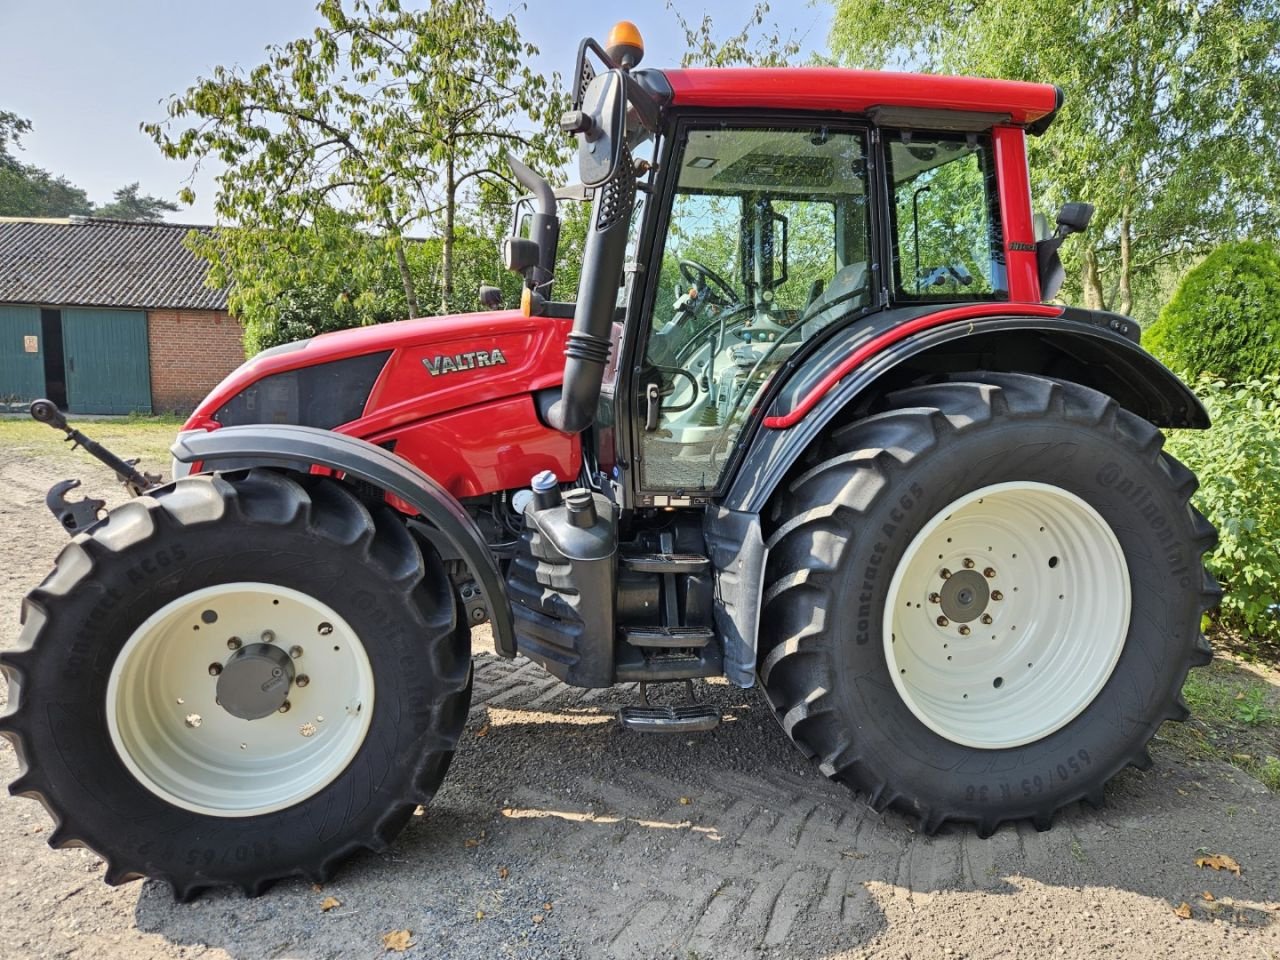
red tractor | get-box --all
[3,23,1217,899]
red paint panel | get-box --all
[353,315,571,436]
[183,310,571,431]
[763,303,1064,429]
[364,394,580,500]
[664,69,1060,126]
[993,126,1041,302]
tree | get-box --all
[147,0,568,318]
[189,205,521,353]
[827,0,1280,317]
[95,182,179,221]
[2,111,180,220]
[0,111,92,217]
[666,1,801,67]
[1144,241,1280,381]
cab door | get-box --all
[627,122,873,502]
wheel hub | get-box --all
[883,481,1131,749]
[938,568,989,623]
[215,643,295,720]
[106,582,375,817]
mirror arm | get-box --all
[505,152,560,290]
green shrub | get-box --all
[1145,241,1280,381]
[1164,375,1280,654]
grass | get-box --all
[0,417,180,478]
[1165,649,1280,792]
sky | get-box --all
[0,0,833,224]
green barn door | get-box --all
[0,305,45,405]
[62,308,152,414]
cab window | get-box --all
[887,133,1006,299]
[638,125,871,492]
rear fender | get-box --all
[172,424,515,657]
[723,310,1209,515]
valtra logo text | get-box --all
[422,348,508,377]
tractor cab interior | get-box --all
[636,125,872,490]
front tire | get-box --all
[0,470,471,898]
[760,372,1219,835]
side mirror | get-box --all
[564,69,627,188]
[1036,201,1096,301]
[1056,202,1094,236]
[502,237,541,276]
[478,285,504,310]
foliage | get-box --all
[0,110,92,216]
[95,183,179,222]
[191,206,519,353]
[1,111,179,219]
[1164,375,1280,654]
[148,0,568,317]
[666,1,802,67]
[1144,241,1280,382]
[827,0,1280,317]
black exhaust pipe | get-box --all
[545,149,636,434]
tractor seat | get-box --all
[800,262,869,332]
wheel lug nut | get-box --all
[981,614,993,625]
[963,558,975,569]
[958,625,971,636]
[940,568,952,580]
[278,700,291,714]
[318,622,333,636]
[984,567,996,579]
[227,637,241,651]
[261,630,275,644]
[991,590,1004,601]
[937,615,950,627]
[929,593,941,604]
[295,675,310,688]
[208,662,223,676]
[290,645,304,659]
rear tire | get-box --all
[0,470,471,898]
[760,372,1219,835]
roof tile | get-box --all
[0,217,228,311]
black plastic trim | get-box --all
[1026,86,1065,137]
[724,315,1209,514]
[172,424,515,657]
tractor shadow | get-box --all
[133,653,1280,959]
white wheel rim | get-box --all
[107,582,375,817]
[883,482,1130,749]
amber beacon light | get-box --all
[606,20,644,68]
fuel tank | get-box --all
[181,310,582,498]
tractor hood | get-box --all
[183,309,574,439]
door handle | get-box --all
[644,382,660,431]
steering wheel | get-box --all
[679,258,741,307]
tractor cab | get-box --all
[499,25,1077,508]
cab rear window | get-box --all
[886,133,1006,301]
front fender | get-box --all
[172,424,515,658]
[724,311,1209,515]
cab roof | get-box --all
[659,68,1062,134]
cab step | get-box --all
[620,552,710,574]
[618,702,721,733]
[620,625,715,649]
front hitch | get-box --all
[29,399,161,535]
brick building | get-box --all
[0,216,243,414]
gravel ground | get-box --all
[1,439,1278,959]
